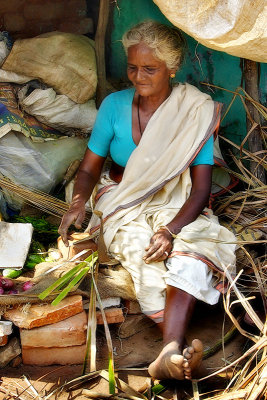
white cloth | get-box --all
[109,211,220,316]
[165,256,220,305]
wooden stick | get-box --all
[243,59,266,184]
[95,0,110,108]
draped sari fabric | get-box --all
[87,83,236,281]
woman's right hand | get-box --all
[58,149,106,247]
[58,200,86,247]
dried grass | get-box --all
[1,84,266,400]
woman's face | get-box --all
[127,42,173,97]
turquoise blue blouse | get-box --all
[88,88,214,167]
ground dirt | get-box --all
[0,301,248,400]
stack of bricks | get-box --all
[4,295,125,366]
[0,0,93,39]
[4,295,88,365]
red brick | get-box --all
[3,13,26,32]
[4,295,83,329]
[96,307,124,325]
[20,311,87,348]
[22,344,86,365]
[59,18,93,35]
[0,335,8,346]
[24,2,64,21]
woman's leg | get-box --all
[148,285,203,380]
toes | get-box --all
[184,368,192,379]
[183,346,193,360]
[183,360,189,368]
[170,354,184,365]
[192,339,203,353]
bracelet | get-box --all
[158,225,177,239]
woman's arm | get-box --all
[143,164,212,263]
[58,149,106,246]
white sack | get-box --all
[153,0,267,62]
[18,87,98,135]
[0,69,33,84]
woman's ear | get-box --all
[169,69,177,78]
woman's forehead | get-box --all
[127,43,164,65]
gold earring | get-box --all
[170,73,175,78]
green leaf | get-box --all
[38,262,86,300]
[108,357,116,395]
[51,266,90,306]
[83,269,97,375]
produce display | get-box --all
[0,276,33,294]
[0,216,61,294]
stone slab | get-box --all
[0,337,21,368]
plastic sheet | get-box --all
[0,131,87,210]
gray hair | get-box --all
[122,20,186,71]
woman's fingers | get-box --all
[58,213,78,246]
[58,222,71,247]
[144,248,168,263]
[143,231,172,263]
[58,203,86,247]
[74,210,85,229]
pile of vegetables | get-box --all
[0,276,33,294]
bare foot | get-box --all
[148,341,185,380]
[182,339,203,379]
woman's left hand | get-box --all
[143,230,173,263]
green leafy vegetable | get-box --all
[2,269,23,279]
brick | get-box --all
[0,335,8,346]
[123,300,142,315]
[57,232,97,261]
[59,18,94,35]
[96,307,124,325]
[20,311,87,348]
[24,2,64,21]
[0,337,21,368]
[4,295,83,329]
[22,343,86,365]
[4,13,26,32]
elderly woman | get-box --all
[59,21,236,380]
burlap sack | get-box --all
[2,32,97,103]
[0,261,136,310]
[153,0,267,62]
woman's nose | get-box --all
[135,68,145,81]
